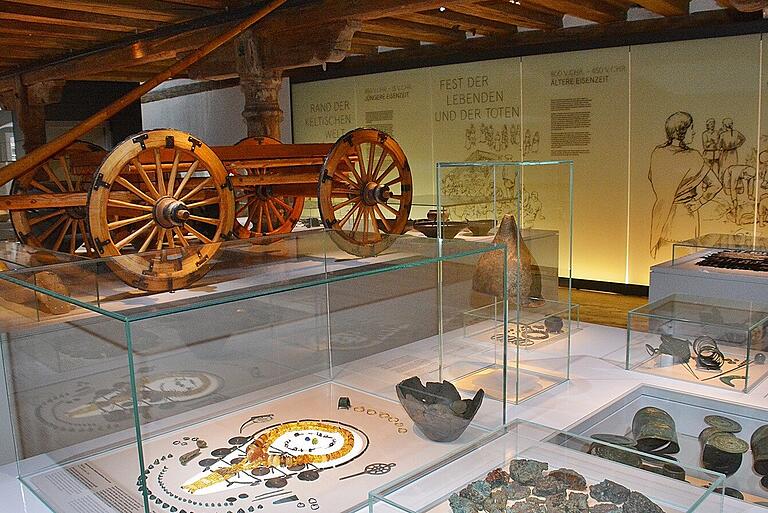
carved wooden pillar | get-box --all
[8,79,64,154]
[236,30,283,140]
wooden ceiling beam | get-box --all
[349,43,380,55]
[1,0,210,23]
[399,9,518,37]
[0,35,92,50]
[451,2,563,30]
[632,0,690,16]
[363,18,467,44]
[353,31,421,49]
[0,19,122,41]
[159,0,226,8]
[526,0,627,23]
[0,1,164,32]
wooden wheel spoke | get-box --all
[369,207,381,241]
[371,147,389,182]
[255,203,264,233]
[156,228,166,251]
[132,158,161,199]
[362,206,369,243]
[342,156,363,186]
[108,213,153,230]
[333,196,358,211]
[353,144,368,181]
[115,220,154,249]
[29,209,66,226]
[264,202,274,232]
[166,229,176,249]
[267,200,286,225]
[29,179,56,194]
[138,225,159,253]
[335,171,359,189]
[188,215,220,226]
[79,220,93,255]
[373,204,393,232]
[338,200,361,227]
[380,202,400,217]
[375,161,397,184]
[173,160,199,198]
[41,163,66,192]
[178,176,212,203]
[351,204,364,234]
[154,149,167,196]
[115,176,155,205]
[173,226,189,247]
[107,199,154,212]
[183,223,213,244]
[58,156,75,192]
[273,197,293,211]
[367,143,376,182]
[384,176,402,188]
[186,196,221,209]
[69,221,78,254]
[167,151,181,196]
[52,218,73,252]
[38,216,68,243]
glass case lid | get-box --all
[0,229,504,322]
[629,294,768,330]
[673,233,768,252]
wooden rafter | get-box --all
[363,18,466,45]
[0,1,163,32]
[526,0,627,23]
[398,9,518,37]
[1,0,210,22]
[451,2,563,30]
[353,31,421,49]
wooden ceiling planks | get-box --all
[0,0,762,94]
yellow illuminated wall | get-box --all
[292,35,768,286]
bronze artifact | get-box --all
[631,407,680,455]
[395,376,483,442]
[751,425,768,477]
[704,415,742,433]
[472,214,541,305]
[646,335,699,379]
[702,432,748,476]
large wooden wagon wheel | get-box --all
[231,136,305,238]
[10,141,103,256]
[318,128,412,257]
[87,129,235,292]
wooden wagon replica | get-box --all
[0,0,413,292]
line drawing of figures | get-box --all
[649,112,723,258]
[465,123,476,150]
[531,131,540,154]
[718,117,746,172]
[702,118,720,178]
[523,129,531,156]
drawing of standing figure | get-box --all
[702,118,720,178]
[649,112,722,259]
[718,117,746,171]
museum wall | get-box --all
[292,34,768,286]
[141,78,293,145]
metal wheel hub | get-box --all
[255,185,273,201]
[362,182,392,206]
[153,196,190,228]
[66,207,87,220]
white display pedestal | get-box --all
[649,251,768,303]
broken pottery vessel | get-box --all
[396,376,483,442]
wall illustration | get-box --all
[629,35,762,284]
[293,34,768,285]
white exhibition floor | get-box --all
[4,322,768,513]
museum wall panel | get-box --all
[292,35,768,286]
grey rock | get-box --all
[622,491,663,513]
[483,488,509,511]
[509,459,549,485]
[589,504,622,513]
[589,480,630,504]
[549,468,587,491]
[504,481,532,500]
[533,475,568,496]
[459,480,492,503]
[508,502,543,513]
[448,494,479,513]
[567,492,589,512]
[396,377,484,442]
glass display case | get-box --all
[369,419,725,513]
[672,234,768,269]
[627,294,768,393]
[434,160,574,404]
[567,385,768,510]
[0,231,508,513]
